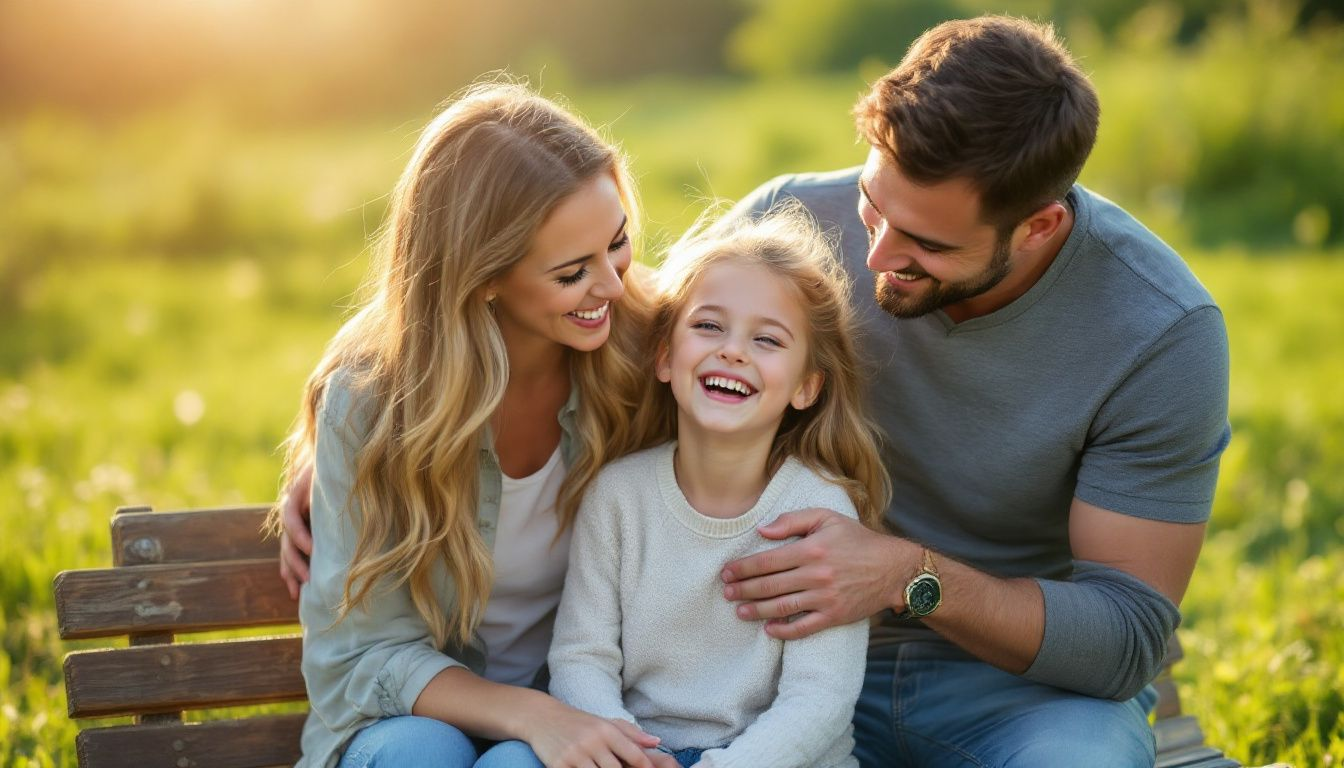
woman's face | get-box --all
[490,173,632,355]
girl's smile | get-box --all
[657,260,821,443]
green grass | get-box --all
[2,77,1342,766]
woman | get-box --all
[273,82,669,768]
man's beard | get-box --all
[873,235,1012,319]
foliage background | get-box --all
[2,0,1341,764]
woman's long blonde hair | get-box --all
[633,205,891,526]
[270,82,654,648]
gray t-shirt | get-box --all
[731,167,1230,646]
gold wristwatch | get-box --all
[897,547,942,619]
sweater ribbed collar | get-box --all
[654,441,803,539]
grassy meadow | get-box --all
[3,74,1342,767]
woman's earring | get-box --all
[485,292,497,311]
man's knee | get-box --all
[996,698,1155,768]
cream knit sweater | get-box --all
[549,442,866,768]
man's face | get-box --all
[857,148,1014,322]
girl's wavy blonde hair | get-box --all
[269,81,654,649]
[632,204,891,527]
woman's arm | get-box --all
[303,377,658,767]
[414,667,660,768]
[300,378,461,728]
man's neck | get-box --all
[947,200,1075,323]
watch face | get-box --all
[906,574,942,617]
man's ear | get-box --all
[1014,200,1069,254]
[791,370,824,410]
[655,343,672,384]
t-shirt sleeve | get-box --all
[1074,305,1231,522]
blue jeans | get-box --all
[854,642,1158,768]
[656,745,709,767]
[338,716,544,768]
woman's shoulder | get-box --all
[317,365,381,440]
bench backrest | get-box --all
[55,505,306,768]
[55,504,1213,768]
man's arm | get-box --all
[723,500,1202,697]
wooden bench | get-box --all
[55,504,1246,768]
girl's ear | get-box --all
[791,370,824,410]
[655,343,672,384]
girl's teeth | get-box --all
[705,376,752,395]
[570,303,608,320]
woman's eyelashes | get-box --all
[555,266,588,286]
[554,233,629,287]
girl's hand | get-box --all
[278,462,315,598]
[524,705,661,768]
[644,748,681,768]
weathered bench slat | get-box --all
[76,713,306,768]
[64,637,305,718]
[1156,746,1242,768]
[1156,713,1208,755]
[1154,673,1183,719]
[55,559,297,639]
[113,506,276,565]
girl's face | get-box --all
[490,173,632,355]
[656,260,822,443]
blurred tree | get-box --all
[0,0,745,119]
[724,0,1344,77]
[727,0,955,76]
[521,0,746,81]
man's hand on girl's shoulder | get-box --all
[721,508,910,640]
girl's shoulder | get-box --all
[776,458,860,522]
[591,441,674,490]
[577,442,675,521]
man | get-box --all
[281,15,1229,767]
[718,15,1229,767]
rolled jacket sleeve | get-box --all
[298,374,465,736]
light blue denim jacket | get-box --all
[297,368,579,768]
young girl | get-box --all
[276,82,673,768]
[547,207,891,768]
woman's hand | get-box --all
[524,707,662,768]
[278,462,315,599]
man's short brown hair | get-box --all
[854,16,1100,231]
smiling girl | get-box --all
[547,207,890,768]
